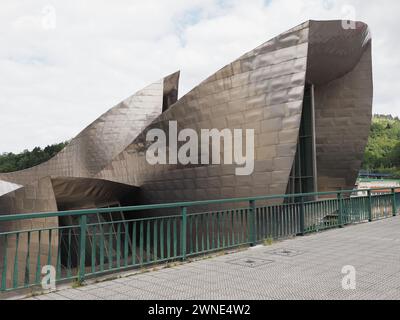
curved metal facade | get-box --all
[0,20,373,287]
[95,20,373,204]
[0,19,372,211]
[0,72,180,186]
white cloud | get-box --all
[0,0,399,153]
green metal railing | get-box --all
[0,187,399,293]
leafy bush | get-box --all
[362,114,400,177]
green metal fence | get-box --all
[0,187,398,293]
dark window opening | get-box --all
[286,84,317,201]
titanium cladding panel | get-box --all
[97,20,372,204]
[0,20,373,287]
[0,20,373,208]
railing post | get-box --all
[181,207,187,260]
[392,188,397,217]
[299,196,305,236]
[249,200,256,246]
[338,192,344,228]
[367,190,373,222]
[78,214,87,283]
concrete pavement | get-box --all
[24,216,400,300]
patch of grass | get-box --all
[71,280,84,289]
[263,238,274,246]
[140,267,150,274]
[215,251,226,257]
[25,290,42,298]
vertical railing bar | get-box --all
[206,213,212,250]
[79,214,87,283]
[47,229,52,266]
[282,206,286,237]
[56,229,62,281]
[146,220,150,263]
[231,209,234,246]
[108,224,113,270]
[167,219,171,259]
[116,223,121,269]
[338,192,344,228]
[299,197,305,236]
[139,221,144,265]
[66,229,72,278]
[368,190,373,222]
[100,227,105,272]
[35,230,42,283]
[188,215,192,255]
[195,215,199,254]
[216,212,220,249]
[91,226,96,274]
[132,221,137,265]
[24,231,31,287]
[201,214,205,252]
[236,210,240,245]
[181,207,187,260]
[160,220,164,261]
[154,220,158,262]
[249,200,256,246]
[13,233,20,289]
[173,218,178,258]
[124,222,129,267]
[1,234,8,291]
[221,211,225,248]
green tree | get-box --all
[362,114,400,177]
[0,142,69,173]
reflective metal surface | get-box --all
[0,19,372,210]
[0,20,374,287]
[0,72,180,186]
[97,20,372,204]
[0,180,22,197]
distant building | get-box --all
[358,170,395,180]
[356,178,400,196]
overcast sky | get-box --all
[1,0,399,153]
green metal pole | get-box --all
[368,190,373,222]
[181,207,187,260]
[1,235,8,291]
[249,200,256,246]
[392,188,397,217]
[299,196,305,236]
[79,214,87,283]
[338,192,344,228]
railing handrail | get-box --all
[0,187,397,223]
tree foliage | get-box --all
[0,142,69,173]
[362,114,400,177]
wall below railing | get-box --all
[0,188,398,294]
